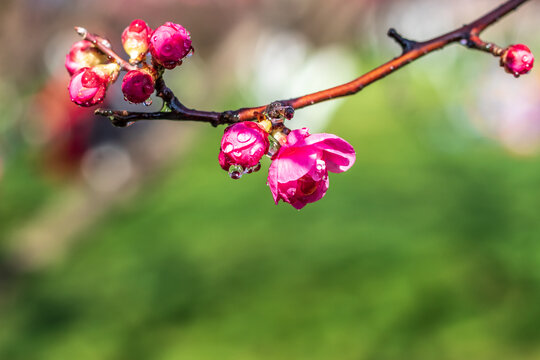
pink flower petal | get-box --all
[303,133,355,173]
[273,146,319,183]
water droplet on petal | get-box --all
[223,143,233,153]
[237,131,251,143]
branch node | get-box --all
[219,111,239,126]
[387,28,418,53]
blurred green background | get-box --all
[1,0,540,359]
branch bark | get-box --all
[94,0,530,127]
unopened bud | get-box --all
[65,40,109,76]
[149,22,192,69]
[218,122,270,177]
[121,68,155,104]
[122,19,152,64]
[501,44,534,77]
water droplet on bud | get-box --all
[223,143,233,153]
[252,163,261,173]
[228,165,244,180]
[237,131,251,143]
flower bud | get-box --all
[122,19,152,64]
[149,22,192,69]
[218,122,270,179]
[65,40,109,76]
[68,64,119,107]
[501,44,534,77]
[121,69,155,104]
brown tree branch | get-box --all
[94,0,530,127]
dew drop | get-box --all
[316,160,326,171]
[237,131,250,143]
[230,171,242,179]
[228,164,244,180]
[223,143,233,153]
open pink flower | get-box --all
[149,22,192,69]
[267,128,355,209]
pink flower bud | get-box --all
[501,44,534,77]
[68,64,118,107]
[65,40,109,76]
[149,22,192,69]
[121,69,155,104]
[219,122,270,179]
[122,19,152,63]
[267,128,356,209]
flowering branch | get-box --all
[91,0,530,127]
[66,1,534,209]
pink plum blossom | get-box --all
[267,128,355,209]
[219,121,269,178]
[149,22,192,69]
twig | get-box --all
[75,26,137,72]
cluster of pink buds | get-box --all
[500,44,534,77]
[66,19,193,107]
[218,103,356,209]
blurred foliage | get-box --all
[1,54,540,359]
